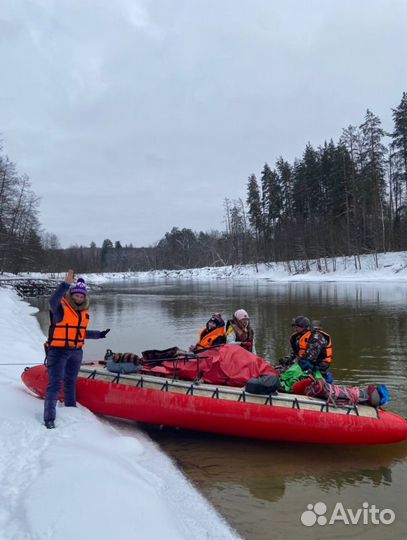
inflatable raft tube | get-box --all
[22,364,407,445]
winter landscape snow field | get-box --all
[0,288,238,540]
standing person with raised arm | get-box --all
[43,270,111,429]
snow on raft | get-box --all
[22,348,407,446]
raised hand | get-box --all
[65,269,75,285]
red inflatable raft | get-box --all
[21,362,407,445]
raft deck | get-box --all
[78,365,379,419]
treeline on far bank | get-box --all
[1,94,406,274]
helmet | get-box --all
[291,316,310,329]
[234,309,249,321]
[312,320,322,330]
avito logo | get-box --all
[301,501,395,527]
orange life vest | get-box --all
[291,330,333,364]
[196,326,226,350]
[47,297,90,348]
[319,330,333,363]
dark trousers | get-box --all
[43,348,83,422]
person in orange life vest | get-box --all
[43,270,110,429]
[225,309,256,354]
[190,313,226,352]
[290,316,333,382]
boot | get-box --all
[44,420,55,429]
[44,398,57,424]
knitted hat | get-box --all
[70,277,88,296]
[207,313,225,328]
[234,309,249,321]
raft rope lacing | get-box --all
[80,366,379,418]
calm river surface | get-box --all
[31,280,407,540]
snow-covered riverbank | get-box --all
[93,251,406,283]
[78,250,407,284]
[0,288,237,540]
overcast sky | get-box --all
[1,0,406,247]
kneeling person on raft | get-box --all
[43,270,111,429]
[290,316,333,382]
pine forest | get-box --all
[1,95,406,274]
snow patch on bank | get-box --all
[0,251,407,285]
[85,250,407,284]
[109,251,407,283]
[1,251,405,286]
[0,288,238,540]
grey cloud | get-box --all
[0,0,405,247]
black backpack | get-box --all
[245,374,281,395]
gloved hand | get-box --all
[298,357,316,373]
[319,361,330,373]
[100,328,111,339]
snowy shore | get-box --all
[6,250,404,285]
[94,251,407,283]
[0,288,237,540]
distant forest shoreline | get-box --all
[1,94,406,274]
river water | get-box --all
[31,280,407,540]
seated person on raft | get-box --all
[225,309,256,354]
[190,313,226,352]
[289,316,333,382]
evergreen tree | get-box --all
[267,168,283,225]
[359,109,387,250]
[259,163,283,259]
[318,141,357,254]
[293,143,321,220]
[391,93,407,211]
[389,93,407,247]
[340,125,366,251]
[276,157,293,221]
[260,163,273,224]
[101,238,113,270]
[391,93,407,189]
[340,125,363,172]
[246,174,263,239]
